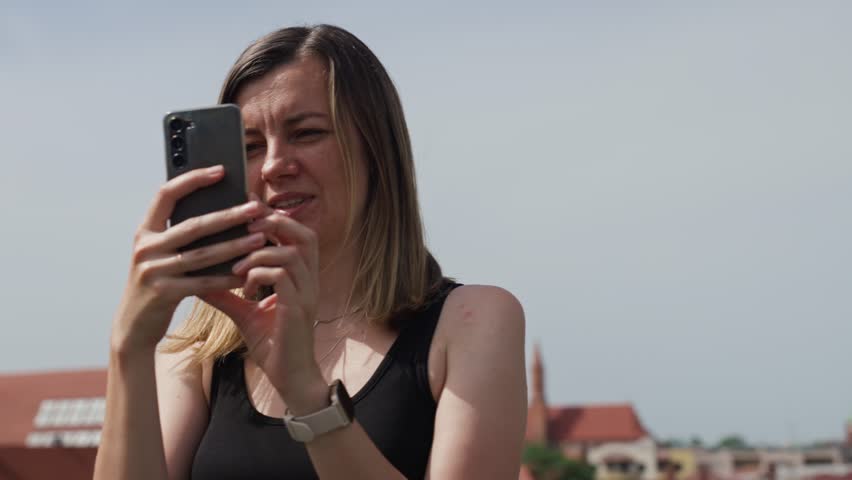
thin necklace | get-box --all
[313,311,360,365]
[317,335,347,365]
[312,312,348,328]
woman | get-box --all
[94,24,526,480]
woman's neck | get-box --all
[315,241,362,322]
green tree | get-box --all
[659,438,686,448]
[523,443,596,480]
[715,435,749,450]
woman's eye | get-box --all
[245,143,264,155]
[293,129,325,141]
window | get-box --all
[32,397,105,428]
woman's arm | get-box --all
[93,341,210,480]
[200,210,414,480]
[93,344,169,480]
[95,167,262,480]
[155,346,211,480]
[426,285,528,479]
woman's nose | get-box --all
[260,144,300,183]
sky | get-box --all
[1,1,850,446]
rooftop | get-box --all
[0,368,107,446]
[544,403,648,444]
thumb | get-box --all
[200,291,278,354]
[198,290,264,327]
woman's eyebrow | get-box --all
[284,111,328,125]
[244,111,328,136]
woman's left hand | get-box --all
[200,207,322,399]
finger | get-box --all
[202,290,278,356]
[248,212,319,268]
[142,165,225,233]
[147,232,267,276]
[243,266,297,304]
[199,289,259,324]
[248,211,317,246]
[155,201,263,252]
[152,274,244,300]
[231,245,309,289]
[248,192,275,218]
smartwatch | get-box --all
[283,380,354,442]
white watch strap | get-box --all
[284,402,352,442]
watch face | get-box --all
[331,380,355,420]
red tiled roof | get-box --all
[0,369,106,445]
[547,403,647,443]
[0,446,96,479]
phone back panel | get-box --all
[163,104,249,275]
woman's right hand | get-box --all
[110,165,265,354]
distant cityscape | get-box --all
[521,345,852,480]
[0,352,849,480]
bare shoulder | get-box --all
[429,285,525,398]
[155,343,194,370]
[432,284,526,381]
[426,284,528,478]
[154,342,212,480]
[154,342,214,405]
[439,284,525,343]
[154,342,202,380]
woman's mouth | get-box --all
[271,195,314,217]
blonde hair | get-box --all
[161,25,446,365]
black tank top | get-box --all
[190,282,459,480]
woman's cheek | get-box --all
[247,164,265,193]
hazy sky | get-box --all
[2,1,850,446]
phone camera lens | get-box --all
[172,153,186,168]
[169,117,185,132]
[171,136,184,150]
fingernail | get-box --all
[245,232,265,246]
[274,208,291,217]
[232,259,246,274]
[208,165,224,176]
[242,202,260,215]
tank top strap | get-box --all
[390,280,462,401]
[207,350,245,416]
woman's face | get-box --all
[236,56,368,253]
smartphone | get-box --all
[163,104,249,276]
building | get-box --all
[526,345,660,480]
[522,345,852,480]
[696,446,852,480]
[0,368,105,479]
[657,447,701,480]
[692,420,852,480]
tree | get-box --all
[716,435,749,450]
[659,438,684,448]
[523,443,596,480]
[658,435,705,449]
